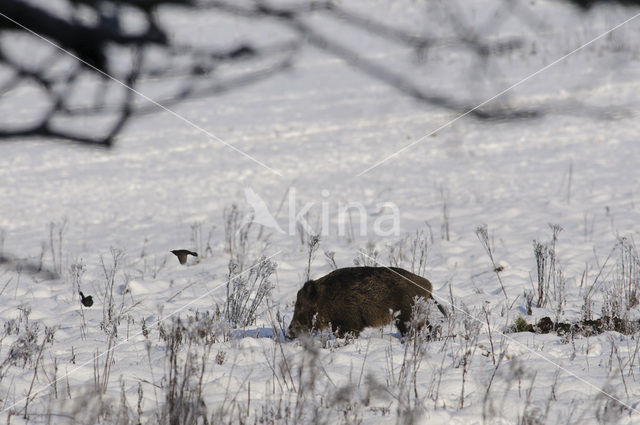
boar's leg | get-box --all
[331,322,360,338]
[396,312,410,336]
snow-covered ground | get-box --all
[2,1,640,423]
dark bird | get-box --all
[171,249,198,265]
[79,291,93,307]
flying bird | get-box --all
[79,291,93,307]
[171,249,198,265]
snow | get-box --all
[1,0,640,423]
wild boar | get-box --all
[286,266,446,338]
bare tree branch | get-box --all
[0,0,635,147]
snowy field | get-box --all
[2,0,640,423]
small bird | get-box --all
[171,249,198,265]
[79,291,93,307]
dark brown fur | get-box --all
[286,266,444,338]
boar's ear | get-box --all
[302,280,318,299]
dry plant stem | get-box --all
[48,224,56,275]
[78,305,88,340]
[145,342,161,418]
[430,346,449,408]
[482,352,504,424]
[440,186,450,242]
[65,369,71,400]
[101,248,124,326]
[610,336,630,398]
[584,243,618,304]
[475,225,507,299]
[52,358,58,400]
[627,337,640,378]
[408,229,430,276]
[458,306,481,410]
[260,343,285,393]
[47,219,68,275]
[358,339,371,388]
[503,295,520,332]
[458,355,469,409]
[23,330,50,419]
[93,331,116,394]
[166,279,201,303]
[226,256,276,328]
[305,235,320,282]
[264,299,296,392]
[519,372,538,422]
[533,241,547,308]
[324,250,338,270]
[483,305,496,365]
